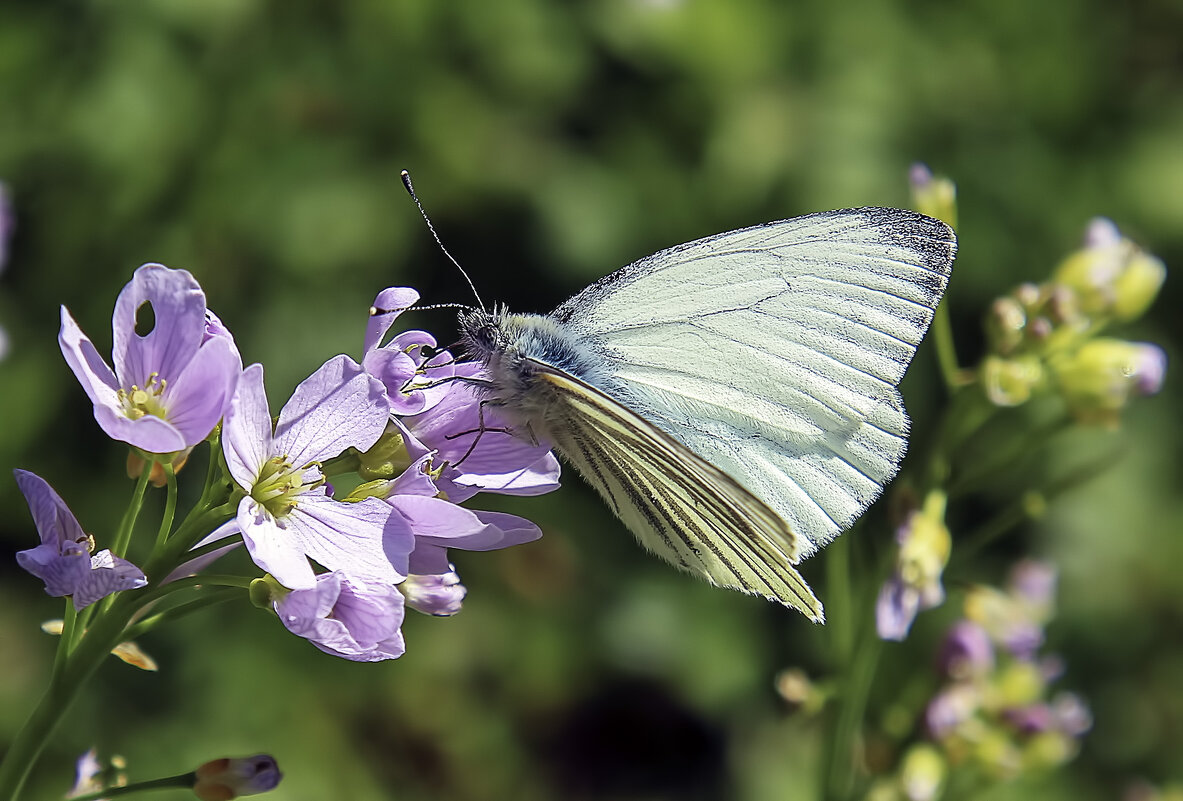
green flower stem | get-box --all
[155,463,178,548]
[52,602,77,677]
[143,503,237,584]
[133,574,254,610]
[824,629,882,801]
[67,772,196,801]
[0,591,139,801]
[110,468,153,561]
[931,302,961,395]
[826,535,855,664]
[122,588,243,640]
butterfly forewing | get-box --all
[552,207,955,557]
[536,365,824,621]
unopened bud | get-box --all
[193,755,281,800]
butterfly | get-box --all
[457,207,955,621]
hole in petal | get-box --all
[135,301,156,337]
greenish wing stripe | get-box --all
[559,418,691,569]
[540,367,822,618]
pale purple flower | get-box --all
[876,492,951,641]
[1129,343,1167,395]
[936,621,995,680]
[67,749,106,799]
[273,571,405,661]
[362,287,455,416]
[1010,560,1058,608]
[925,684,979,739]
[59,264,243,453]
[400,568,467,616]
[1051,691,1093,737]
[359,287,560,501]
[876,577,923,642]
[14,470,147,610]
[382,454,543,575]
[222,358,412,590]
[397,360,560,502]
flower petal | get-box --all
[161,334,242,446]
[364,287,420,354]
[72,551,147,610]
[222,365,274,491]
[273,355,389,467]
[111,264,206,388]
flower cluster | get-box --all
[925,561,1091,780]
[981,217,1166,424]
[14,264,558,663]
[868,562,1090,801]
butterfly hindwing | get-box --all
[535,364,824,621]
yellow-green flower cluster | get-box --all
[923,562,1090,783]
[981,217,1166,426]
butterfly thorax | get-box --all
[458,308,614,433]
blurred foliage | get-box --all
[1,1,1181,800]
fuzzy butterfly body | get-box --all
[460,207,956,621]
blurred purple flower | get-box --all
[222,358,411,590]
[1004,703,1054,735]
[272,571,405,661]
[1051,692,1093,737]
[59,264,243,453]
[14,469,146,610]
[1010,560,1058,608]
[937,621,995,680]
[876,492,950,641]
[925,684,978,739]
[400,568,467,616]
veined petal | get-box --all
[275,572,405,661]
[450,451,562,496]
[273,494,406,588]
[72,551,147,610]
[273,355,389,467]
[14,469,87,546]
[58,307,120,408]
[162,334,242,445]
[223,365,274,491]
[111,264,206,388]
[236,497,318,590]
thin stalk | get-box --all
[155,463,178,548]
[68,772,196,801]
[931,303,961,395]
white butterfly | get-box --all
[459,208,956,621]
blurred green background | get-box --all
[1,1,1180,800]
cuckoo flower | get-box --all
[59,264,242,453]
[222,357,412,590]
[271,571,406,662]
[395,360,560,503]
[378,453,543,577]
[13,469,146,610]
[362,287,455,416]
[361,287,561,502]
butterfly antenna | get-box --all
[401,169,487,313]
